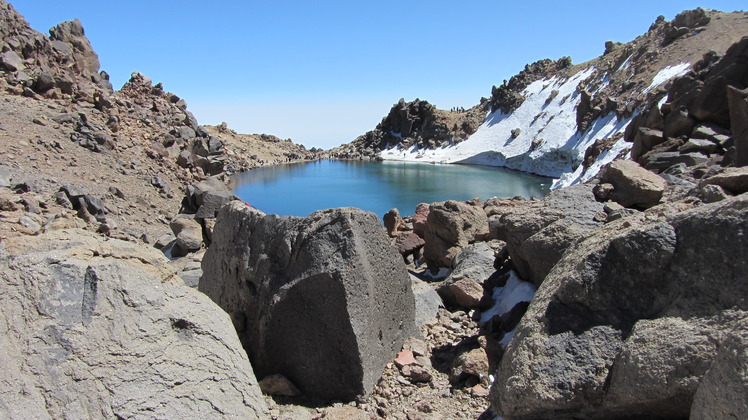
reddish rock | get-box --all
[412,203,430,238]
[394,349,417,368]
[449,278,484,309]
[395,232,425,256]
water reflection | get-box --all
[232,160,551,217]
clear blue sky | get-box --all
[10,1,746,149]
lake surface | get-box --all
[231,160,551,218]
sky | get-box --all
[9,1,747,149]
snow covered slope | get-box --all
[381,67,633,185]
[336,8,748,189]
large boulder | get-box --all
[169,214,203,257]
[422,200,488,268]
[599,160,666,208]
[491,194,748,419]
[690,314,748,420]
[199,202,417,401]
[495,184,604,286]
[727,85,748,166]
[0,229,267,419]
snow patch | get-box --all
[644,63,691,94]
[499,329,516,349]
[480,271,536,324]
[551,111,634,189]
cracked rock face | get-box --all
[200,202,417,402]
[0,229,267,420]
[490,194,748,419]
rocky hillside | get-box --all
[333,98,486,159]
[338,9,748,187]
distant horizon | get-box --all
[9,1,747,150]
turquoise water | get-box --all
[231,160,551,218]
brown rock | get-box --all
[449,278,484,309]
[601,160,666,208]
[450,348,489,384]
[470,384,490,397]
[395,232,425,256]
[319,406,370,420]
[383,208,405,237]
[401,365,432,383]
[423,200,488,268]
[259,374,301,397]
[700,167,748,195]
[169,215,203,257]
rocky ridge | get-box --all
[332,98,486,159]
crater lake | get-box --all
[231,160,551,218]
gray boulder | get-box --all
[200,202,417,401]
[0,229,267,420]
[491,194,748,419]
[169,214,203,257]
[496,184,604,286]
[699,167,748,195]
[0,50,23,71]
[690,314,748,420]
[448,242,495,283]
[410,274,443,327]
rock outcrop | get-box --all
[200,202,417,402]
[491,194,748,419]
[332,98,485,159]
[0,229,268,419]
[627,35,748,175]
[493,184,605,286]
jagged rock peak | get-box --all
[488,57,573,114]
[0,0,111,99]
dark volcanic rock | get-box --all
[491,194,748,419]
[200,202,417,402]
[727,85,748,166]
